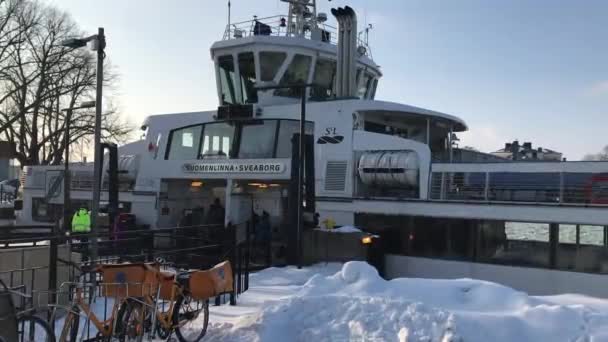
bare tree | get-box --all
[583,146,608,161]
[0,0,131,166]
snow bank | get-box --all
[248,262,342,287]
[315,225,363,234]
[206,262,608,341]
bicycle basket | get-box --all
[189,261,234,300]
[158,271,177,301]
[99,263,159,298]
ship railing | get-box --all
[221,15,373,58]
[429,161,608,206]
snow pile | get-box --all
[247,262,342,287]
[315,225,363,234]
[205,262,608,341]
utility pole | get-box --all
[61,102,96,235]
[90,27,106,264]
[255,83,314,269]
[61,27,106,265]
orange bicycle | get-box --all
[118,261,234,342]
[56,263,157,341]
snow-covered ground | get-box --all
[202,262,608,342]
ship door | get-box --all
[157,179,227,228]
[230,180,290,265]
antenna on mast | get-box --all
[228,0,231,28]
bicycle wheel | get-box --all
[59,307,79,342]
[17,314,56,342]
[173,295,209,342]
[116,299,145,342]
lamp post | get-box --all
[255,83,315,269]
[61,28,106,264]
[60,101,96,234]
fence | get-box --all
[221,14,374,58]
[0,222,253,311]
[430,162,608,205]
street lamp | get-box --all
[255,83,315,269]
[61,28,106,264]
[60,101,96,234]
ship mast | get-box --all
[282,0,318,36]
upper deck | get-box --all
[209,3,382,107]
[218,14,374,60]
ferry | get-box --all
[17,0,608,298]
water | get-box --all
[506,222,605,245]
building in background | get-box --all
[0,141,18,180]
[492,141,563,161]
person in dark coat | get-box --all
[256,211,272,265]
[206,198,225,226]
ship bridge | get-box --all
[210,3,381,107]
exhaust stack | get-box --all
[331,6,358,98]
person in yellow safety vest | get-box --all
[322,217,336,230]
[71,208,91,233]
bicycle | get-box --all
[54,263,154,341]
[0,279,55,342]
[118,260,234,342]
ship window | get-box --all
[358,72,373,99]
[364,75,375,99]
[238,52,258,103]
[166,125,203,160]
[218,55,237,105]
[238,120,277,159]
[259,51,287,81]
[200,122,235,158]
[310,58,336,100]
[276,120,314,158]
[370,79,378,99]
[275,54,312,98]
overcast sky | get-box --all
[49,0,608,160]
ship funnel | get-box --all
[331,6,357,97]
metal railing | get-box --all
[430,162,608,205]
[0,222,252,293]
[222,14,373,58]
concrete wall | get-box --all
[0,245,80,307]
[386,254,608,298]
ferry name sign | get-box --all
[182,161,285,174]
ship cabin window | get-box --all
[166,125,203,160]
[218,55,237,105]
[166,120,314,160]
[275,54,312,98]
[355,68,378,99]
[310,58,336,100]
[357,72,373,99]
[200,122,236,158]
[238,52,257,103]
[364,121,410,139]
[275,120,314,158]
[238,120,277,159]
[259,51,287,81]
[369,79,378,99]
